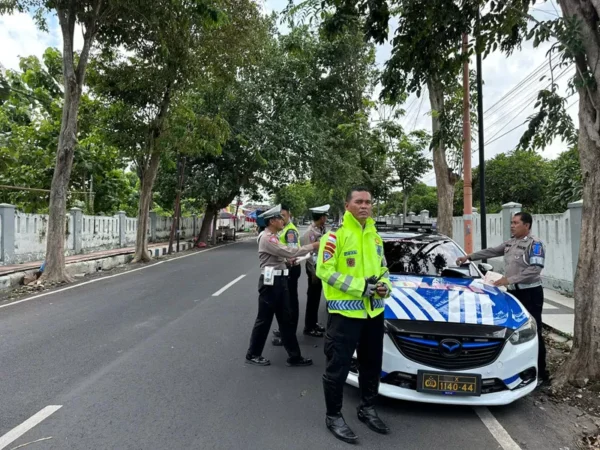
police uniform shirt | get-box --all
[469,234,545,285]
[300,223,326,273]
[258,230,315,270]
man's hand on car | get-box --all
[455,255,470,265]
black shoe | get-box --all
[272,329,281,338]
[326,414,358,444]
[272,337,283,346]
[286,356,313,367]
[357,406,389,434]
[245,355,270,366]
[304,328,324,337]
[315,323,326,333]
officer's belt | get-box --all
[508,281,542,291]
[260,269,289,276]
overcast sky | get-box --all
[0,1,577,189]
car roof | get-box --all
[378,231,450,241]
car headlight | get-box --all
[509,318,537,345]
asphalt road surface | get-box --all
[0,238,579,449]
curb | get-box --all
[0,241,196,292]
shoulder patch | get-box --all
[269,236,279,244]
[323,251,333,263]
[310,234,316,242]
[531,241,544,256]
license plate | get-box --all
[417,370,482,397]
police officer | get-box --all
[317,187,392,444]
[246,205,319,367]
[456,211,549,383]
[300,204,330,337]
[272,205,302,346]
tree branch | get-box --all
[77,0,104,84]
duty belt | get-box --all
[260,269,289,276]
[508,281,542,291]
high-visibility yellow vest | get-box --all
[316,211,391,319]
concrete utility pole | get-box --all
[476,10,487,258]
[462,32,473,254]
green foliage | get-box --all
[0,49,132,214]
[546,145,582,211]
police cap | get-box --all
[259,204,283,220]
[309,204,330,214]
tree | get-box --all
[470,150,551,213]
[88,0,226,262]
[291,0,477,237]
[275,181,317,218]
[385,126,432,216]
[407,183,438,218]
[0,48,132,215]
[0,0,137,282]
[546,146,582,212]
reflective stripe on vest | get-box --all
[327,299,385,311]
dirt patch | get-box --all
[538,328,600,448]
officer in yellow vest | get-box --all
[316,187,392,444]
[272,205,302,346]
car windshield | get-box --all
[383,238,480,278]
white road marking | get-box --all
[473,406,521,450]
[0,241,246,311]
[0,405,62,450]
[212,275,246,296]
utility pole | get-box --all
[462,32,473,254]
[476,11,487,257]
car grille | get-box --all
[390,333,505,371]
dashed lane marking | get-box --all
[0,405,62,449]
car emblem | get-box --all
[439,338,462,358]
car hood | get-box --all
[384,275,529,330]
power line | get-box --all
[484,65,572,142]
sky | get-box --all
[0,1,578,190]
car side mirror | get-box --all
[478,263,493,274]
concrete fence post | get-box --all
[420,209,430,223]
[408,211,415,223]
[0,203,16,263]
[117,211,127,247]
[568,200,583,280]
[70,207,83,253]
[149,211,157,242]
[501,202,522,241]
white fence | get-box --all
[0,204,202,265]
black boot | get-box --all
[357,406,389,434]
[323,377,357,443]
[326,414,358,444]
[357,377,389,434]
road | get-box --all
[0,238,579,449]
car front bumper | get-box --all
[347,333,538,406]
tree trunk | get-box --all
[133,152,161,263]
[168,156,185,254]
[553,0,600,386]
[212,209,218,245]
[428,79,456,238]
[198,209,214,244]
[403,191,409,218]
[40,3,102,282]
